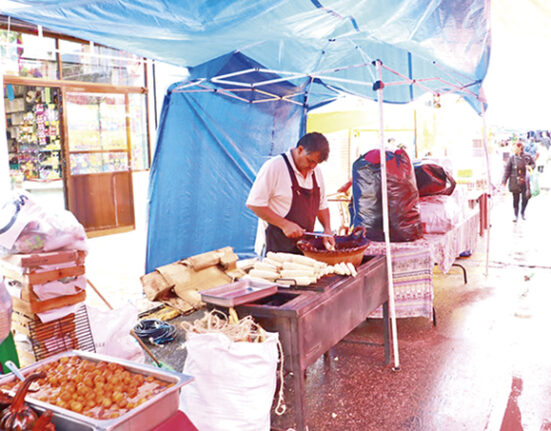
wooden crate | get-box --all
[12,289,87,314]
[0,250,86,286]
[1,249,87,314]
[14,343,37,367]
[2,250,93,363]
[1,250,85,268]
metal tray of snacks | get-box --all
[0,350,193,431]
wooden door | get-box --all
[63,91,135,235]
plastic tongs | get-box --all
[5,361,39,392]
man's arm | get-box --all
[317,208,332,234]
[317,207,336,249]
[247,204,305,238]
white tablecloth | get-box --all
[366,209,480,319]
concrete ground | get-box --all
[85,227,149,310]
[85,186,551,431]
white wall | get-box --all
[132,170,150,232]
[146,60,189,156]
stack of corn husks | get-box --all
[245,251,357,286]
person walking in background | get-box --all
[502,141,535,222]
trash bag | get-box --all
[352,149,423,242]
[413,161,456,197]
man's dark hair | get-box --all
[296,132,330,162]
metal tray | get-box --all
[0,350,193,431]
[200,278,278,307]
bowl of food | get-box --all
[297,226,370,267]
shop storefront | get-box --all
[1,19,151,236]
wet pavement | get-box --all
[272,190,551,431]
[85,188,551,431]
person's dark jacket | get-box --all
[502,153,535,193]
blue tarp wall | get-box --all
[145,54,305,272]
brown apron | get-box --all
[265,153,320,254]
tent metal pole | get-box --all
[481,95,491,277]
[375,60,400,370]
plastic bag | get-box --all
[418,195,461,234]
[529,170,540,197]
[0,193,41,251]
[181,331,279,431]
[413,161,456,197]
[0,192,87,256]
[87,304,144,363]
[352,149,423,242]
[0,279,12,345]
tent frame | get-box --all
[172,60,483,108]
[167,57,492,371]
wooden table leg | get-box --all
[289,318,306,431]
[293,366,306,431]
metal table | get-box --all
[236,255,390,431]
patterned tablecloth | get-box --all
[366,209,480,319]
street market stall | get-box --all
[1,1,492,430]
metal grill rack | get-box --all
[14,305,95,362]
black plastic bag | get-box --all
[413,161,456,197]
[352,149,423,242]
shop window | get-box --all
[4,84,62,181]
[66,92,129,174]
[0,31,57,79]
[2,26,150,175]
[59,40,145,86]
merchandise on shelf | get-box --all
[4,89,62,181]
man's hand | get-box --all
[282,220,305,238]
[322,229,336,251]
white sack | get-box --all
[181,331,279,431]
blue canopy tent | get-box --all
[146,52,305,271]
[3,0,492,372]
[3,0,491,264]
[3,0,489,109]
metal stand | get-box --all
[451,262,468,284]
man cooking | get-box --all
[247,132,336,254]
